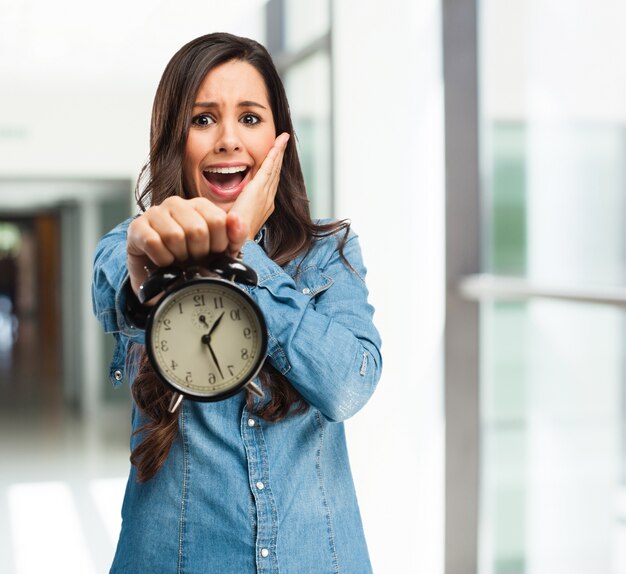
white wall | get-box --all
[0,0,267,413]
[0,2,447,571]
[333,1,446,572]
[0,0,266,179]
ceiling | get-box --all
[0,0,268,210]
[1,0,267,89]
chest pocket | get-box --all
[294,266,334,298]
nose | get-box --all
[214,121,241,153]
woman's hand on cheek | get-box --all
[227,132,290,255]
[126,196,229,295]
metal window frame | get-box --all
[442,1,481,573]
[265,0,335,215]
[460,274,626,307]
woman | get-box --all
[92,32,382,573]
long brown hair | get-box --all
[130,33,350,482]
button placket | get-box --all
[241,408,279,573]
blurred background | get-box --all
[1,0,625,572]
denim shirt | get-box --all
[92,217,382,574]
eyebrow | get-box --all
[193,100,268,110]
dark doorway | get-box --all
[0,212,63,411]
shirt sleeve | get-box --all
[91,218,145,344]
[241,232,383,422]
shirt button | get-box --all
[260,548,269,558]
[302,287,311,294]
[248,418,256,427]
[256,481,265,490]
[113,370,123,381]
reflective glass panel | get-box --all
[481,300,625,574]
[284,0,329,53]
[284,51,332,218]
[479,1,626,572]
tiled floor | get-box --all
[0,400,131,574]
[0,293,135,573]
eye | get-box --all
[240,113,261,126]
[191,113,215,127]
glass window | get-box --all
[479,1,626,573]
[284,0,329,53]
[284,51,333,218]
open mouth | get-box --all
[203,165,250,196]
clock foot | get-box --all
[246,381,265,398]
[168,392,184,413]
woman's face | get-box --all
[183,59,276,212]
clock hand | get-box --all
[201,333,224,379]
[207,312,225,337]
[208,343,224,379]
[198,314,210,329]
[200,312,225,378]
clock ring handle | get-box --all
[138,267,184,304]
[205,252,259,286]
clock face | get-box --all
[146,278,267,401]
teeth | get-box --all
[205,166,247,174]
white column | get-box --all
[332,1,445,572]
[79,200,102,417]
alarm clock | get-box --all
[130,253,267,413]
